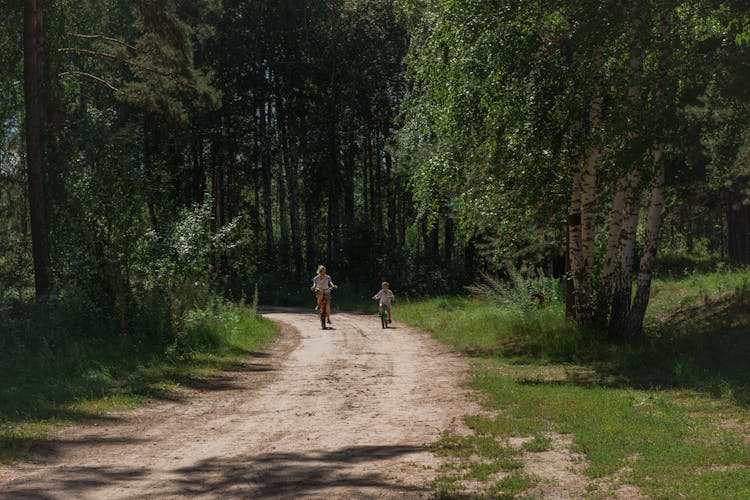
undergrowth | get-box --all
[0,294,277,462]
[399,268,750,498]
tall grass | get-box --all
[0,294,277,462]
[399,296,578,359]
[399,269,750,498]
[398,268,588,362]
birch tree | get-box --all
[397,0,700,337]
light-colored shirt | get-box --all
[312,274,333,292]
[373,289,394,306]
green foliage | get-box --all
[466,267,562,310]
[114,0,222,121]
[0,299,276,461]
[134,199,240,304]
[398,296,580,361]
[522,436,552,453]
[397,0,618,265]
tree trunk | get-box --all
[19,129,29,239]
[278,90,304,276]
[24,0,51,297]
[385,151,397,243]
[143,119,160,234]
[222,119,237,221]
[578,51,604,326]
[565,222,575,318]
[260,101,275,260]
[218,151,226,229]
[399,184,409,247]
[362,135,370,226]
[609,170,642,334]
[609,1,645,336]
[301,134,316,270]
[427,220,439,259]
[327,113,339,262]
[727,181,750,266]
[566,116,583,321]
[374,138,383,234]
[343,133,356,225]
[210,146,219,236]
[568,161,583,320]
[626,11,672,337]
[367,131,375,226]
[596,176,628,324]
[628,150,665,336]
[444,209,454,267]
[277,148,290,271]
[191,131,205,204]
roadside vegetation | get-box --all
[3,1,750,496]
[399,266,750,498]
[0,299,277,463]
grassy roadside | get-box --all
[0,302,278,463]
[398,270,750,498]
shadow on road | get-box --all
[1,444,430,498]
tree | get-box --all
[23,0,51,297]
[396,0,721,337]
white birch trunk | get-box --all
[628,147,665,336]
[563,114,584,318]
[610,169,642,332]
[596,175,628,323]
[627,11,671,337]
[609,0,645,335]
[568,130,584,321]
[578,50,604,325]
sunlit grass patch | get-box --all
[434,363,750,497]
[522,436,552,452]
[431,430,532,498]
[402,270,750,498]
[488,471,537,497]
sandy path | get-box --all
[0,311,478,499]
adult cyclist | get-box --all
[311,265,337,324]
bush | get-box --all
[466,267,562,310]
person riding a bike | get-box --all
[372,281,394,324]
[311,265,337,324]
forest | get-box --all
[4,2,750,495]
[2,1,750,350]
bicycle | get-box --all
[314,288,333,330]
[373,285,394,329]
[378,309,389,329]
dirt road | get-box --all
[0,311,478,499]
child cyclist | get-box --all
[372,281,395,324]
[311,265,337,324]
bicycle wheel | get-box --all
[380,311,388,329]
[320,308,327,330]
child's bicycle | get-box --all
[378,309,389,329]
[314,288,332,330]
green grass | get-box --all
[0,302,278,462]
[399,269,750,498]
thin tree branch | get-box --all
[58,47,176,78]
[67,33,138,53]
[58,71,119,92]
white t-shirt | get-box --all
[312,274,333,292]
[373,289,394,307]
